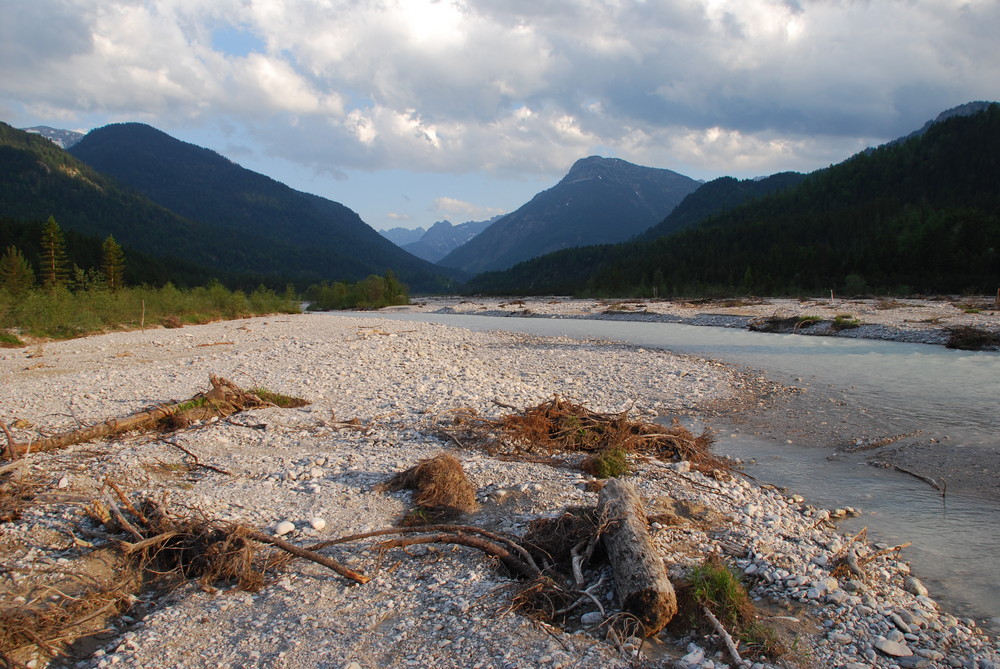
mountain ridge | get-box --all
[68,123,459,290]
[438,156,700,274]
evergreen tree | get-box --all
[101,234,126,291]
[39,216,70,287]
[0,245,35,294]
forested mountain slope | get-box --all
[469,104,1000,296]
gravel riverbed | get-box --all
[1,312,998,668]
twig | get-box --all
[0,418,14,460]
[158,437,232,476]
[703,605,744,667]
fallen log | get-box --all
[4,375,269,459]
[598,478,677,636]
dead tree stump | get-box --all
[598,478,677,635]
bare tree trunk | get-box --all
[598,478,677,635]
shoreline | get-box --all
[392,295,1000,349]
[1,314,997,667]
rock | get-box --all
[678,647,705,667]
[904,576,929,597]
[890,612,913,634]
[309,517,326,531]
[580,612,603,625]
[896,657,930,668]
[275,520,295,536]
[57,475,70,489]
[875,638,913,657]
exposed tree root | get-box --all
[430,395,724,472]
[376,453,479,525]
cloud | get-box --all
[386,212,412,220]
[2,0,998,182]
[432,196,506,220]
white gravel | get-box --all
[1,313,997,668]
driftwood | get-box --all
[3,375,269,459]
[703,605,745,667]
[597,479,677,635]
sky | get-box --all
[2,0,998,232]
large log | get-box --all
[598,478,677,635]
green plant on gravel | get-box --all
[249,388,310,408]
[581,445,630,478]
[831,314,861,331]
[687,557,784,658]
[0,331,24,348]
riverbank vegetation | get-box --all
[305,272,409,311]
[0,218,299,343]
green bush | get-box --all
[581,445,630,478]
[306,272,409,310]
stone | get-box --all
[275,520,295,536]
[896,657,930,668]
[904,576,929,597]
[679,648,705,667]
[875,638,913,657]
[580,612,603,625]
[57,475,70,489]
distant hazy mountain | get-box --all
[22,125,85,149]
[439,156,699,274]
[68,123,458,290]
[381,226,426,246]
[403,217,499,263]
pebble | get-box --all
[309,517,326,531]
[876,637,913,657]
[274,520,296,536]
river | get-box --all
[334,311,1000,629]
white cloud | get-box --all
[2,0,998,184]
[432,196,506,219]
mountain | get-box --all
[402,217,499,263]
[468,102,1000,296]
[0,122,253,285]
[639,172,806,241]
[891,101,994,145]
[438,156,700,274]
[380,226,426,246]
[22,125,85,149]
[68,123,458,291]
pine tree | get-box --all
[0,245,35,295]
[101,235,126,291]
[39,216,70,288]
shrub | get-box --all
[831,314,861,331]
[581,446,630,478]
[686,557,783,658]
